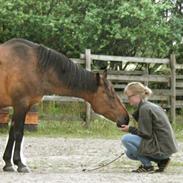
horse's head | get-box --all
[91,70,129,127]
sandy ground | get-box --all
[0,136,183,183]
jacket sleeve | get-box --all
[129,107,153,139]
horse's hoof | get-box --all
[17,166,30,173]
[3,165,15,172]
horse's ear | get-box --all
[103,69,107,79]
[96,72,101,86]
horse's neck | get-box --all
[43,84,95,104]
[61,88,95,104]
[42,68,96,104]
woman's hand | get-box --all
[120,125,129,132]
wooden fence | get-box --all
[43,49,182,125]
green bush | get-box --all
[0,0,182,59]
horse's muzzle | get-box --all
[116,115,129,128]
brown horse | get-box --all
[0,38,129,173]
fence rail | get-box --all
[80,54,170,64]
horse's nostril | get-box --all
[116,122,122,128]
[116,115,129,128]
[125,115,129,124]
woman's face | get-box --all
[126,91,142,106]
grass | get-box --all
[1,117,183,140]
[25,119,124,139]
[29,119,183,140]
[171,114,183,140]
[0,119,124,139]
[1,101,183,139]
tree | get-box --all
[0,0,182,59]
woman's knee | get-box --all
[121,134,142,148]
[121,134,132,145]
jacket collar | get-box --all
[132,100,147,121]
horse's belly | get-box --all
[0,95,12,108]
[0,78,13,108]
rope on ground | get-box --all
[82,152,125,172]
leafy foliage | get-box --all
[0,0,182,59]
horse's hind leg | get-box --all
[3,105,30,173]
[12,106,30,173]
[3,123,15,172]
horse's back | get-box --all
[0,38,38,72]
[2,38,37,47]
[1,38,38,60]
[0,39,42,108]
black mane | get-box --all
[36,44,98,92]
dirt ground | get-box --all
[0,136,183,183]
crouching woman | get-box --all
[121,82,178,173]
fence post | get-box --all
[85,49,92,127]
[144,64,149,86]
[170,53,176,123]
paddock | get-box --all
[0,136,182,183]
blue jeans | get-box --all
[121,134,170,167]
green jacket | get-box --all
[129,101,178,157]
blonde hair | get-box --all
[124,82,152,100]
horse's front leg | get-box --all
[13,108,30,173]
[3,123,16,172]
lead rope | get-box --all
[82,152,125,172]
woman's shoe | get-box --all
[132,165,154,173]
[155,158,170,172]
